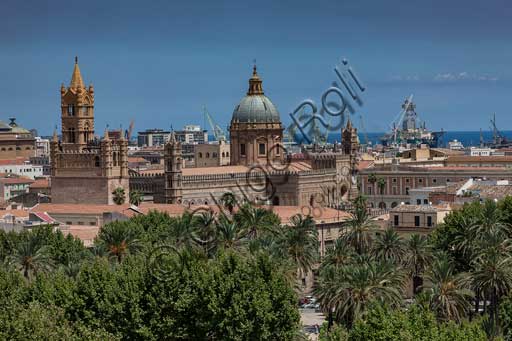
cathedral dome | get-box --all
[231,66,280,124]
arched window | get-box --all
[206,152,210,158]
[198,152,203,158]
[222,152,225,157]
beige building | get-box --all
[194,141,230,167]
[389,204,451,235]
[0,118,36,160]
[360,164,512,209]
[50,58,129,205]
[130,66,358,207]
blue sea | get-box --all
[208,131,512,148]
[327,131,512,148]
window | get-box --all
[419,179,423,183]
[206,152,210,158]
[213,152,218,157]
[89,222,96,226]
[427,216,432,227]
[432,178,437,183]
[416,199,421,205]
[259,143,266,156]
[392,178,397,183]
[198,152,202,158]
[406,178,410,183]
[240,144,246,156]
[367,186,372,195]
[424,199,429,205]
[82,107,88,115]
[276,144,280,155]
[414,216,420,227]
[405,187,409,195]
[394,215,399,226]
[67,105,75,116]
[66,221,72,225]
[221,152,225,157]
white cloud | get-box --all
[433,71,498,82]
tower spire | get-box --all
[70,56,85,89]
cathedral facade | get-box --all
[50,59,130,205]
[130,66,358,208]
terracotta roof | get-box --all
[0,177,34,185]
[425,166,509,171]
[62,225,99,246]
[0,158,29,166]
[0,209,29,218]
[29,178,49,189]
[128,157,149,163]
[182,165,250,176]
[31,203,133,215]
[447,155,512,163]
[357,160,374,171]
[31,203,349,225]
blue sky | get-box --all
[1,0,511,135]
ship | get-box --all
[380,96,444,148]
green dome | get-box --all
[231,65,281,124]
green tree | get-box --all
[283,214,319,283]
[220,192,237,214]
[404,234,433,295]
[367,173,377,196]
[129,190,143,206]
[376,177,386,208]
[7,234,54,281]
[96,222,141,263]
[112,187,126,205]
[423,255,473,322]
[315,261,405,329]
[342,196,375,255]
[372,228,405,264]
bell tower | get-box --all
[164,132,183,204]
[60,57,95,151]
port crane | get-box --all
[358,114,369,146]
[490,113,507,145]
[203,106,226,141]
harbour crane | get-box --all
[203,106,226,141]
[358,114,369,146]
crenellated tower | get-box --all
[51,58,129,205]
[164,132,183,204]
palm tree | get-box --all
[192,210,217,256]
[129,190,143,206]
[96,222,141,263]
[214,216,245,251]
[372,228,405,264]
[341,197,375,255]
[235,204,277,239]
[322,238,355,270]
[169,211,199,248]
[283,214,319,283]
[403,234,433,295]
[423,255,473,322]
[112,187,126,205]
[7,235,54,281]
[469,247,512,330]
[220,192,237,215]
[367,173,377,196]
[315,260,405,329]
[376,177,386,208]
